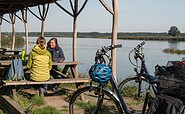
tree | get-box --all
[168,26,180,36]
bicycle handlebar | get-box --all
[134,41,145,51]
[95,44,122,65]
[102,44,122,53]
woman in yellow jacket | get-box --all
[27,37,52,96]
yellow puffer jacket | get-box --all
[27,45,52,81]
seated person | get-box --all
[47,37,65,92]
[27,37,52,96]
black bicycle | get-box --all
[118,41,161,111]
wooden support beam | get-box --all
[0,95,25,114]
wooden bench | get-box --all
[1,78,91,99]
[1,78,91,86]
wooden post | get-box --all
[21,8,29,54]
[9,13,16,51]
[111,0,118,79]
[73,0,78,62]
[54,0,88,79]
[99,0,118,80]
[55,0,88,61]
[27,4,49,37]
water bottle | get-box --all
[21,49,26,62]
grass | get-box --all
[31,106,63,114]
[120,85,138,97]
[163,48,185,55]
[0,110,6,114]
[15,91,45,113]
[15,92,67,114]
[13,85,72,114]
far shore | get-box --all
[2,32,185,41]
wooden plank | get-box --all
[0,95,25,114]
[0,61,84,66]
[53,70,68,78]
[52,61,84,65]
[2,78,91,86]
[0,60,12,65]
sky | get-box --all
[1,0,185,33]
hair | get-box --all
[47,37,59,48]
[36,37,46,49]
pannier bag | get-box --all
[7,58,24,81]
[155,61,185,88]
[147,94,185,114]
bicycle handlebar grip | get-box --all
[104,44,122,51]
[113,44,122,48]
[136,41,145,49]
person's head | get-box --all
[47,37,59,49]
[36,37,46,49]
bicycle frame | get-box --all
[109,74,131,114]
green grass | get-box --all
[16,91,45,113]
[31,106,63,114]
[16,92,68,113]
[163,48,185,55]
[31,96,45,106]
[0,110,3,114]
[120,85,138,97]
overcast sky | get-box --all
[1,0,185,33]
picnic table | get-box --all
[0,48,21,55]
[0,60,91,99]
[0,48,23,60]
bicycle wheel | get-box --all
[69,85,123,114]
[118,76,150,113]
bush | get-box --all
[1,35,24,46]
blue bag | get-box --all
[7,58,24,81]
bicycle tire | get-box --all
[118,76,149,113]
[69,85,123,114]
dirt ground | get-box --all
[44,91,70,111]
[19,88,70,111]
[21,87,144,113]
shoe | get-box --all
[51,87,57,93]
[35,89,39,96]
[56,75,62,79]
[43,85,48,93]
[39,88,45,97]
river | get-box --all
[11,37,185,82]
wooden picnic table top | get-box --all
[0,60,83,66]
[0,50,21,55]
[0,54,21,58]
[52,61,83,65]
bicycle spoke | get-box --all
[69,86,123,114]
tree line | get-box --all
[2,32,185,38]
[2,26,184,39]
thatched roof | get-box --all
[0,0,58,16]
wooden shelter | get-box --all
[0,0,118,78]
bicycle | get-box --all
[118,41,166,111]
[69,44,129,114]
[69,42,162,114]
